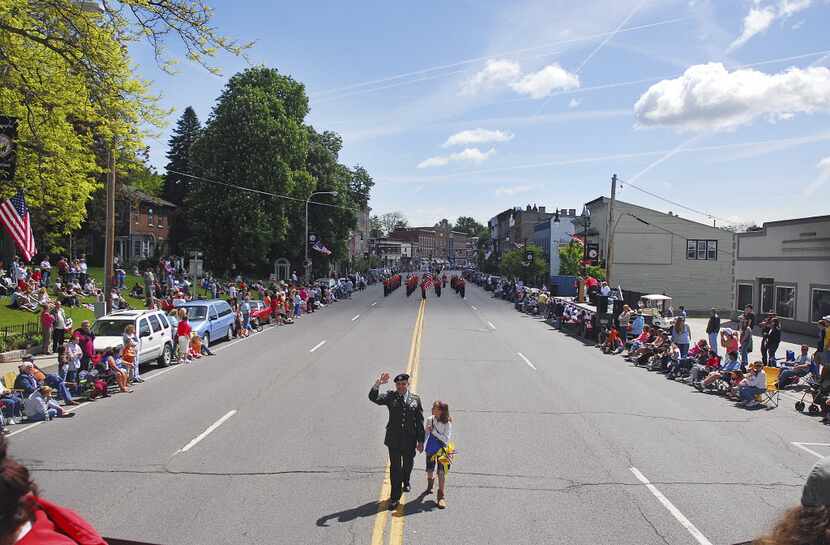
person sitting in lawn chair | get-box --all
[778,345,818,390]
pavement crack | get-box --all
[635,504,671,545]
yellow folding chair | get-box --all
[760,367,781,408]
[3,370,25,394]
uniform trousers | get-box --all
[388,446,416,501]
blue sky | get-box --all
[133,0,830,228]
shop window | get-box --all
[774,285,796,319]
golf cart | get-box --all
[638,294,674,329]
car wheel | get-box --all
[203,333,210,349]
[158,343,173,367]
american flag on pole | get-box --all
[421,273,433,289]
[0,191,36,261]
[312,240,332,256]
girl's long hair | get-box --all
[0,436,38,540]
[433,401,451,424]
[754,505,830,545]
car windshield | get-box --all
[183,306,208,321]
[91,319,132,337]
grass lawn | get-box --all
[0,267,147,328]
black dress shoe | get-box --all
[403,483,411,493]
[388,499,399,510]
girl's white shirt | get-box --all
[425,415,452,445]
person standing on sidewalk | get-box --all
[706,308,720,356]
[122,324,143,383]
[369,372,425,510]
[51,301,67,354]
[739,319,753,371]
[760,312,774,364]
[766,318,782,366]
[39,305,54,356]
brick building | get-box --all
[116,186,177,263]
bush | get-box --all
[0,333,42,353]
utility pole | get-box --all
[103,145,116,314]
[605,173,617,285]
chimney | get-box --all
[539,206,546,213]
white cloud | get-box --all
[495,185,534,197]
[729,6,776,50]
[634,63,830,131]
[460,59,521,96]
[509,63,580,99]
[568,98,581,108]
[417,147,495,168]
[729,0,812,50]
[803,156,830,196]
[778,0,811,18]
[443,128,514,147]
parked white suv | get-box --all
[91,309,175,367]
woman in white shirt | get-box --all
[424,401,453,509]
[736,361,767,408]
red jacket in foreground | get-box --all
[18,497,106,545]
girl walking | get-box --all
[424,400,453,509]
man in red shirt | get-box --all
[40,306,55,355]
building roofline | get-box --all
[586,195,733,233]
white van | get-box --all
[92,309,175,367]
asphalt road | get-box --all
[7,279,829,545]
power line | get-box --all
[166,170,360,211]
[618,178,736,225]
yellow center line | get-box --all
[389,299,425,544]
[371,299,426,545]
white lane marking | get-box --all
[352,314,360,321]
[792,442,830,459]
[487,321,496,330]
[6,401,91,437]
[310,340,327,353]
[371,302,377,307]
[471,305,478,311]
[517,352,536,370]
[143,366,181,381]
[176,410,237,454]
[629,467,713,545]
[6,422,44,437]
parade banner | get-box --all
[0,116,19,182]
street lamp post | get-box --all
[305,190,338,283]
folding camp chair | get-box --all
[2,371,24,394]
[759,367,781,408]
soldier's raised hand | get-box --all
[377,372,390,385]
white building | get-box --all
[586,197,735,313]
[735,215,830,335]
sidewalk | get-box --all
[685,317,816,362]
[0,352,60,382]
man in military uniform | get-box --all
[369,372,425,509]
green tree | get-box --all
[369,216,384,238]
[558,241,605,280]
[500,244,548,285]
[163,107,202,253]
[0,0,250,254]
[454,216,485,236]
[187,67,313,274]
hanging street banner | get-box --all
[0,116,19,183]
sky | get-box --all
[132,0,830,229]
